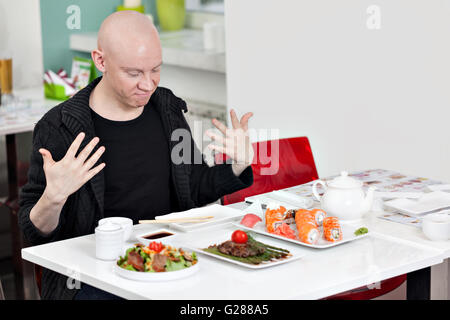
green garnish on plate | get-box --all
[354,227,369,236]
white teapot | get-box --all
[312,171,376,221]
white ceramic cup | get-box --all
[98,217,133,241]
[203,22,218,51]
[422,213,450,241]
[203,22,225,52]
[95,221,124,260]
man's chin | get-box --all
[131,97,151,108]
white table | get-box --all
[21,201,447,300]
[361,209,450,299]
[0,86,60,135]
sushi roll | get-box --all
[323,216,343,242]
[265,203,287,233]
[295,209,320,244]
[294,209,316,227]
[309,209,327,226]
[296,221,320,245]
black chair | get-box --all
[0,278,5,300]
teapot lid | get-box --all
[328,171,363,189]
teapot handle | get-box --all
[312,180,327,202]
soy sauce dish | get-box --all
[136,229,177,246]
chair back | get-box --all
[0,278,5,300]
[217,137,319,205]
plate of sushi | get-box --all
[233,203,370,249]
[183,223,311,269]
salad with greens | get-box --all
[117,242,198,272]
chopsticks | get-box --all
[138,216,214,224]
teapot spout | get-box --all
[362,186,377,214]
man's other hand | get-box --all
[206,109,254,176]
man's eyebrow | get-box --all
[121,67,143,72]
[121,62,163,72]
[153,61,163,69]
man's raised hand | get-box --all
[39,132,106,204]
[206,109,254,176]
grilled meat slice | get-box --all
[127,251,145,271]
[152,253,168,272]
[183,252,193,262]
[217,240,264,258]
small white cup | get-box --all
[98,217,133,241]
[95,222,124,260]
[203,22,218,51]
[422,213,450,241]
[203,22,225,53]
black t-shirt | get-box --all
[91,104,173,223]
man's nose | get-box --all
[137,73,154,92]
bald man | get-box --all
[18,11,254,300]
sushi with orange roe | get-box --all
[294,209,316,226]
[323,216,343,242]
[309,208,327,226]
[265,203,287,233]
[295,208,326,227]
[323,216,339,228]
[296,220,320,245]
[295,209,320,244]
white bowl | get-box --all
[99,217,133,241]
[135,228,177,246]
[422,213,450,241]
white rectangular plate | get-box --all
[232,220,369,249]
[384,191,450,216]
[426,184,450,192]
[159,204,246,232]
[374,191,423,200]
[183,223,310,269]
[245,190,314,210]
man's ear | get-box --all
[91,49,106,73]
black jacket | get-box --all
[18,77,253,299]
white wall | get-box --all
[0,0,43,89]
[225,0,450,300]
[225,0,450,182]
[160,65,227,107]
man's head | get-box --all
[92,11,162,108]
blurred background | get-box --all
[0,0,449,300]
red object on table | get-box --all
[216,137,319,205]
[216,136,406,300]
[324,274,407,300]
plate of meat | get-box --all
[183,223,311,269]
